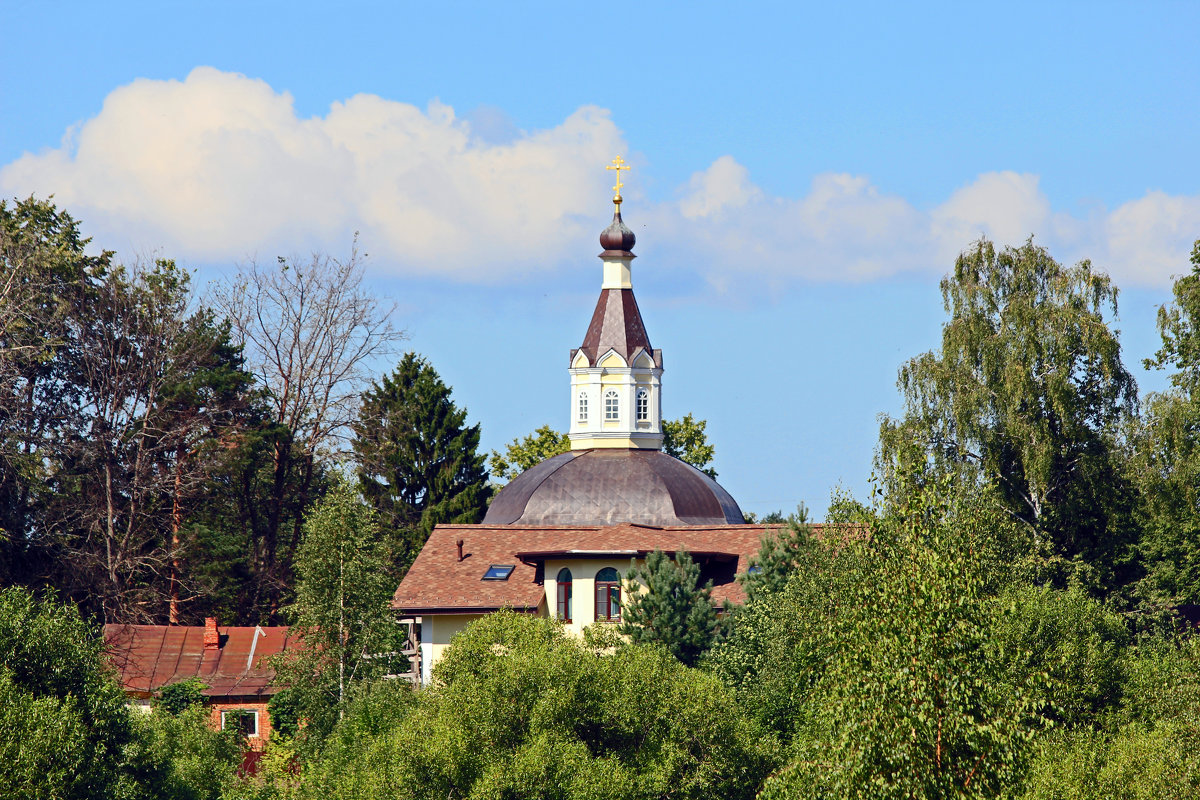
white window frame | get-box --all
[578,392,588,422]
[221,709,260,737]
[604,390,619,421]
[636,388,649,421]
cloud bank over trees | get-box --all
[3,67,1197,290]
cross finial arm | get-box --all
[605,155,630,206]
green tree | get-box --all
[1129,239,1200,606]
[621,549,721,667]
[879,238,1138,594]
[0,197,107,589]
[305,611,778,800]
[0,587,148,798]
[489,414,719,481]
[132,704,243,800]
[156,679,207,716]
[488,424,569,483]
[274,481,407,744]
[741,505,816,603]
[662,412,717,478]
[714,479,1048,799]
[353,353,490,566]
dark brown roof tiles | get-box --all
[392,521,832,613]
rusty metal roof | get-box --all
[103,623,298,698]
[483,449,745,526]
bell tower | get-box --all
[568,157,663,451]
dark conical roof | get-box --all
[576,288,655,366]
[483,449,745,526]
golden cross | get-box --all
[606,155,630,203]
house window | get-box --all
[594,567,621,621]
[482,564,515,581]
[221,709,259,737]
[556,568,573,621]
[636,388,649,421]
[604,390,619,421]
[578,392,588,422]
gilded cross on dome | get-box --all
[606,155,630,206]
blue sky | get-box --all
[3,1,1199,516]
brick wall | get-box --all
[209,699,273,750]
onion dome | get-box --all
[599,209,636,256]
[483,449,745,526]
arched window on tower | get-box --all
[556,568,573,621]
[636,388,649,422]
[578,392,588,423]
[604,390,619,421]
[595,567,621,621]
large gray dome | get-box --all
[483,449,745,526]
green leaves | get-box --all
[662,413,717,478]
[879,238,1138,593]
[717,480,1051,800]
[310,612,778,800]
[276,481,408,744]
[488,425,570,484]
[620,549,720,668]
[352,353,490,568]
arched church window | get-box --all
[594,567,621,621]
[556,568,573,621]
[636,388,649,421]
[604,390,619,421]
[578,392,588,422]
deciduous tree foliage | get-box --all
[1129,239,1200,606]
[305,612,778,800]
[621,549,721,667]
[879,238,1138,593]
[488,424,569,483]
[713,479,1048,800]
[353,353,490,567]
[274,482,408,744]
[213,247,404,617]
[662,412,717,478]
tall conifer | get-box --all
[352,353,490,567]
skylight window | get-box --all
[482,564,515,581]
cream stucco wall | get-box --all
[418,560,648,681]
[543,557,647,637]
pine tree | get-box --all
[621,549,720,667]
[352,353,490,567]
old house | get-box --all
[104,617,297,748]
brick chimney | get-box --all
[203,617,220,650]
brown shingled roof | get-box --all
[103,623,298,698]
[574,288,660,367]
[392,522,834,613]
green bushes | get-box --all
[305,612,777,800]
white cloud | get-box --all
[661,164,1200,290]
[4,67,1200,290]
[0,67,625,280]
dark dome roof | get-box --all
[484,449,745,526]
[599,209,636,255]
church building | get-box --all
[392,159,798,684]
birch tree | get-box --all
[878,238,1138,589]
